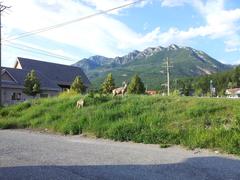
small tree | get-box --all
[23,70,41,96]
[101,73,115,94]
[233,66,240,87]
[228,81,237,89]
[70,76,86,94]
[127,75,145,94]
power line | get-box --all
[4,42,78,62]
[0,3,11,106]
[4,41,79,62]
[4,0,145,41]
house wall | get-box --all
[227,94,240,98]
[2,87,59,105]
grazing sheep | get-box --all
[76,99,84,108]
[112,81,128,96]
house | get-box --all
[225,88,240,98]
[1,57,91,105]
[145,90,158,95]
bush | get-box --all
[127,75,145,94]
[23,70,41,96]
[70,76,86,94]
[58,90,79,98]
[107,121,141,141]
[101,73,115,94]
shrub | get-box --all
[107,121,140,141]
[101,73,115,94]
[58,90,79,98]
[23,70,41,96]
[70,76,86,94]
[127,75,145,94]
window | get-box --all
[40,94,48,98]
[18,93,21,100]
[12,93,21,101]
[11,93,15,100]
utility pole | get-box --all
[0,3,10,106]
[162,57,173,96]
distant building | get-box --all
[145,90,158,95]
[1,57,91,105]
[225,88,240,98]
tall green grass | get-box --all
[0,94,239,155]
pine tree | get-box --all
[233,66,240,87]
[23,70,41,96]
[127,75,145,94]
[70,76,86,94]
[101,73,115,94]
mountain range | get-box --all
[73,44,232,89]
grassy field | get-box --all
[0,93,239,155]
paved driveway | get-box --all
[0,130,239,180]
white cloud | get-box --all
[3,39,80,65]
[2,0,240,67]
[161,0,190,7]
[82,0,133,15]
[225,48,238,53]
[225,38,240,52]
[81,0,150,15]
[225,38,240,47]
[2,0,161,60]
[233,59,240,65]
[160,0,240,52]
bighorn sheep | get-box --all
[76,99,84,108]
[112,81,128,96]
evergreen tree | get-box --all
[233,66,240,87]
[101,73,115,94]
[127,75,145,94]
[23,70,41,96]
[70,76,86,94]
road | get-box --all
[0,130,240,180]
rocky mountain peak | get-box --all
[73,44,232,80]
[168,44,179,50]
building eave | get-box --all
[2,84,61,92]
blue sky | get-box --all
[2,0,240,67]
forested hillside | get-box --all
[74,45,232,89]
[174,66,240,96]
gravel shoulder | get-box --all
[0,129,240,180]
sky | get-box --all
[2,0,240,67]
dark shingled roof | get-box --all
[2,67,61,91]
[17,57,91,86]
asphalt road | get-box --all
[0,130,240,180]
